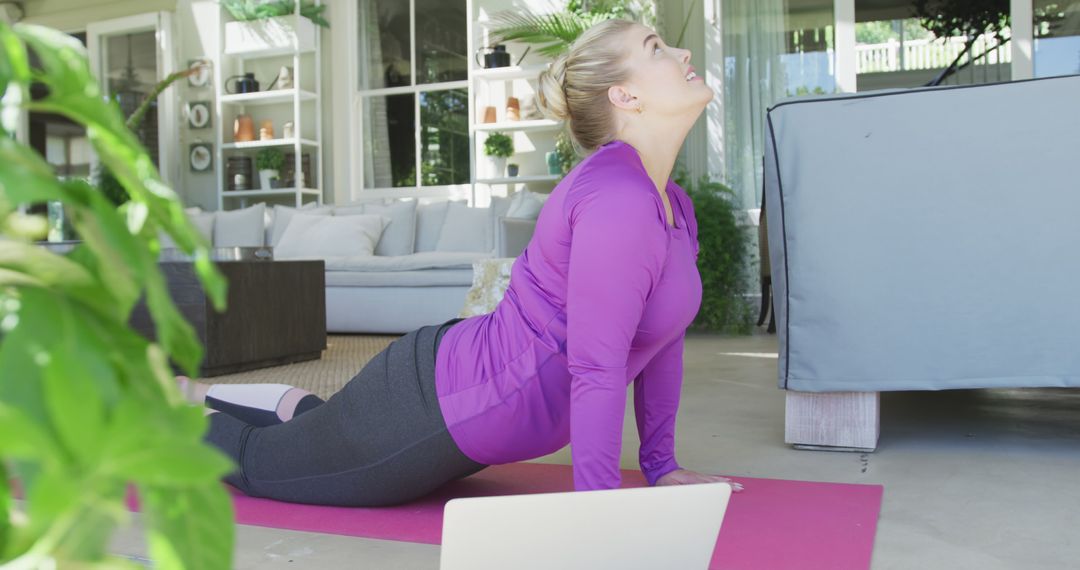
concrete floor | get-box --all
[111,333,1080,569]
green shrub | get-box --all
[483,132,514,158]
[679,175,755,334]
[256,147,285,171]
[0,22,234,569]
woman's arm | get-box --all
[633,335,684,486]
[566,184,666,491]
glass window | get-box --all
[357,0,469,191]
[415,0,468,84]
[27,32,90,183]
[362,94,415,188]
[104,31,161,169]
[1035,1,1080,77]
[359,0,411,89]
[722,0,835,209]
[420,89,469,186]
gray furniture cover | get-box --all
[763,75,1080,392]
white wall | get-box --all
[22,0,176,32]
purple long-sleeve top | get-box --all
[434,140,703,491]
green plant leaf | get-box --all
[101,397,230,486]
[142,484,234,570]
[0,403,58,460]
[0,21,30,137]
[41,306,111,466]
[0,463,9,556]
[14,25,226,312]
[490,10,604,57]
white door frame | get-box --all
[87,11,179,191]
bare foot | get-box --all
[175,376,210,405]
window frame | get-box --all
[354,0,472,200]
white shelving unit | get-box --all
[214,3,323,210]
[468,16,563,202]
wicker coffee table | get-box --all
[131,248,326,377]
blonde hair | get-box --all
[536,19,638,153]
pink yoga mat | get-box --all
[221,463,882,570]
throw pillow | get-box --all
[271,204,333,247]
[213,203,265,247]
[360,199,417,256]
[436,201,491,253]
[506,190,545,220]
[275,213,388,260]
[415,199,464,253]
[159,211,215,249]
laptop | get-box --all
[440,482,732,570]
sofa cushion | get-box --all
[276,213,387,260]
[323,251,491,272]
[214,203,265,247]
[415,200,465,252]
[335,200,417,257]
[325,269,475,287]
[490,195,512,255]
[506,189,546,220]
[271,204,333,247]
[436,201,491,253]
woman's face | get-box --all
[616,24,712,121]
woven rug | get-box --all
[204,335,398,399]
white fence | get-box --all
[856,35,1011,74]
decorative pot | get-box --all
[507,164,519,177]
[259,169,277,190]
[225,17,316,56]
[259,119,274,140]
[487,156,507,179]
[234,114,255,142]
[546,151,561,175]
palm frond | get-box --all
[489,11,605,58]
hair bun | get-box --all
[536,55,570,122]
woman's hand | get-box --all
[655,469,744,492]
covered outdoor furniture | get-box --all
[763,75,1080,450]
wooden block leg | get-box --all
[785,391,880,452]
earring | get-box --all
[635,103,644,114]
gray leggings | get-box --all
[205,320,486,507]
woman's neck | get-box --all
[617,118,693,193]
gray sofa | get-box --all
[763,75,1080,450]
[176,190,544,335]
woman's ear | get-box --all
[608,85,639,112]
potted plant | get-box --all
[223,0,330,56]
[507,163,520,177]
[1,21,232,568]
[256,147,285,189]
[483,132,514,178]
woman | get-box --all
[188,19,743,507]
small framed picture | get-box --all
[187,101,211,129]
[187,59,211,88]
[189,143,213,172]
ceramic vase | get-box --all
[234,114,255,142]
